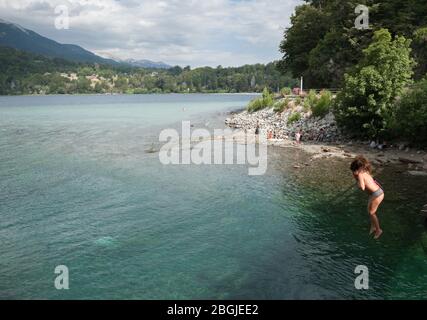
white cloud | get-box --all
[0,0,303,67]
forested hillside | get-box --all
[0,47,296,95]
[278,0,427,88]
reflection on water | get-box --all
[0,95,426,299]
[268,147,427,299]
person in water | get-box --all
[350,156,385,239]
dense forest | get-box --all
[278,0,427,88]
[0,47,297,95]
[276,0,427,144]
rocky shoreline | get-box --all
[225,107,427,175]
[226,107,340,143]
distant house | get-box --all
[59,73,78,81]
[85,75,101,88]
[292,87,301,95]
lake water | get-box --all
[0,94,426,300]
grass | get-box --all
[288,112,301,124]
[273,98,290,113]
[247,87,274,112]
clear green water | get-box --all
[0,94,426,300]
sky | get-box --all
[0,0,303,67]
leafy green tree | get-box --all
[76,77,92,93]
[279,0,427,88]
[79,67,95,76]
[278,4,329,87]
[371,0,427,37]
[94,81,110,93]
[168,66,183,76]
[312,90,332,118]
[412,27,427,80]
[288,112,302,124]
[114,76,128,92]
[334,29,414,138]
[280,87,292,96]
[392,77,427,145]
[273,98,290,113]
[304,90,318,111]
[279,1,372,88]
[0,47,297,95]
[247,87,274,112]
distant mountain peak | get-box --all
[0,19,119,65]
[123,58,172,69]
[0,19,172,69]
[0,18,29,34]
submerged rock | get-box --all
[94,236,117,247]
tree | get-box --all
[114,76,128,92]
[371,0,427,37]
[392,77,427,145]
[247,87,274,112]
[0,47,297,95]
[334,29,414,139]
[168,66,183,76]
[278,0,427,88]
[308,28,364,87]
[76,77,92,93]
[278,5,329,87]
[412,27,427,80]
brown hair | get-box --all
[350,155,372,173]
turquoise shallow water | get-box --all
[0,94,426,299]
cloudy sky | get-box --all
[0,0,302,67]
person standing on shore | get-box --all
[350,156,385,239]
[295,130,302,144]
[316,128,325,142]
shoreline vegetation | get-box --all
[274,1,427,149]
[226,115,427,177]
[224,16,427,161]
[1,1,426,173]
[225,90,427,176]
[0,47,296,96]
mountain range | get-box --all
[122,58,171,69]
[0,19,171,69]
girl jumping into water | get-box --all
[350,156,385,239]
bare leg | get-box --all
[368,194,384,239]
[369,222,376,235]
[368,201,376,235]
[370,214,382,239]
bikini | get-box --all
[371,179,384,199]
